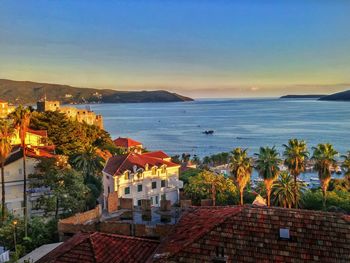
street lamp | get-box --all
[12,220,18,258]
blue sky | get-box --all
[0,0,350,98]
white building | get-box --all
[102,151,183,207]
[0,146,55,217]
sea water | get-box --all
[80,98,350,158]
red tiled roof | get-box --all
[153,207,242,259]
[153,206,350,262]
[113,137,142,148]
[5,146,55,166]
[142,151,170,160]
[37,232,159,263]
[26,147,55,158]
[27,128,48,137]
[103,152,179,176]
[0,99,7,103]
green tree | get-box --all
[302,189,350,213]
[30,158,89,218]
[283,139,309,208]
[179,168,202,185]
[255,146,281,207]
[272,172,306,208]
[184,170,237,205]
[342,151,350,182]
[70,146,105,209]
[10,106,31,236]
[0,120,14,224]
[70,146,105,177]
[191,155,201,165]
[311,143,338,208]
[29,111,113,156]
[230,148,252,205]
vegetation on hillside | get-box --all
[0,79,193,104]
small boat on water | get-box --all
[335,166,342,175]
[203,130,214,135]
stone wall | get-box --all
[59,205,101,225]
[201,199,213,206]
[107,192,118,213]
[119,198,133,210]
[100,222,132,236]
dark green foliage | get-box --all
[202,152,230,166]
[180,168,202,185]
[171,155,181,164]
[30,158,89,218]
[302,189,350,213]
[30,111,114,156]
[0,216,58,258]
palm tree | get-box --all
[70,146,105,177]
[255,146,281,207]
[272,171,306,208]
[230,148,252,205]
[283,139,309,208]
[0,120,14,224]
[341,151,350,182]
[312,143,338,208]
[10,106,31,236]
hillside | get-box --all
[280,94,326,99]
[319,90,350,101]
[0,79,193,104]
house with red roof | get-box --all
[113,137,143,153]
[32,205,350,262]
[151,206,350,262]
[0,146,56,217]
[36,232,159,263]
[103,151,182,208]
[0,99,15,118]
[11,128,49,147]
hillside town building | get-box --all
[0,99,15,118]
[113,137,143,153]
[103,149,182,208]
[32,205,350,262]
[11,128,49,147]
[0,145,56,217]
[36,99,104,129]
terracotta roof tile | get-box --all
[27,128,48,137]
[103,152,179,176]
[142,151,170,159]
[37,232,159,263]
[113,137,142,148]
[153,206,350,262]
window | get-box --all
[212,247,227,263]
[152,181,157,189]
[161,180,166,188]
[137,184,143,192]
[152,167,157,175]
[124,187,130,195]
[155,196,159,205]
[137,200,142,206]
[18,168,23,175]
[108,186,110,194]
[124,172,130,180]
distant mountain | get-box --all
[280,94,326,99]
[319,90,350,101]
[0,79,193,104]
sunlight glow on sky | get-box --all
[1,0,350,98]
